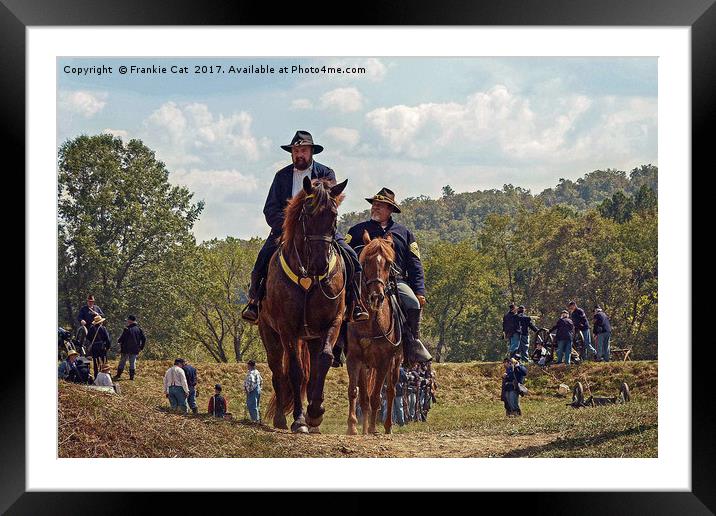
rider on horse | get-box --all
[337,187,432,364]
[242,130,369,324]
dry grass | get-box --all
[58,359,657,458]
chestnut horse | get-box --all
[346,232,403,435]
[260,176,348,433]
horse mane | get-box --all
[281,178,345,245]
[359,235,395,265]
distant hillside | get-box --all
[339,164,657,240]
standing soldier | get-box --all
[87,314,111,379]
[593,307,613,362]
[568,301,597,360]
[115,315,146,381]
[77,294,105,327]
[502,303,520,358]
[516,305,540,361]
[339,187,432,364]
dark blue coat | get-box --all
[117,323,146,354]
[570,307,590,331]
[182,364,198,387]
[503,311,520,337]
[593,311,612,334]
[87,325,111,356]
[517,313,540,334]
[77,304,105,326]
[345,218,426,296]
[396,367,408,396]
[503,364,528,391]
[263,161,335,235]
[551,317,575,342]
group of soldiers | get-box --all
[366,362,438,426]
[502,301,613,365]
[58,294,146,382]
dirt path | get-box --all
[260,428,560,458]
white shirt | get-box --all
[94,372,113,387]
[291,162,313,198]
[163,365,189,395]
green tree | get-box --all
[58,134,203,355]
[180,237,265,363]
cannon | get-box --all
[568,381,630,408]
[532,328,583,365]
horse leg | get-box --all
[305,339,325,431]
[305,321,341,430]
[286,341,308,434]
[260,324,288,430]
[359,367,370,435]
[346,348,361,435]
[384,357,400,434]
[369,365,390,435]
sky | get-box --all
[57,57,657,242]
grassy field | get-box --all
[58,359,657,458]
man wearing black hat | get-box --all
[337,187,432,364]
[516,305,539,361]
[242,130,368,324]
[115,315,146,381]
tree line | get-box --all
[58,134,657,363]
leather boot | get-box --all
[129,368,135,380]
[113,367,124,381]
[241,270,262,324]
[405,309,432,362]
[350,272,369,322]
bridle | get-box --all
[362,251,402,347]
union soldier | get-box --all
[593,307,612,362]
[516,305,539,361]
[568,301,597,360]
[338,187,432,364]
[502,303,520,357]
[551,310,575,365]
[115,315,146,381]
[87,314,111,379]
[241,131,368,324]
[77,294,105,327]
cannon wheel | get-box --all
[572,382,584,406]
[620,381,631,402]
[535,328,555,363]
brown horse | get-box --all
[346,232,403,435]
[260,176,348,433]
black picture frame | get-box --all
[6,1,708,513]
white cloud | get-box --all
[143,102,271,169]
[102,128,130,141]
[365,84,654,164]
[322,127,360,150]
[58,90,107,118]
[290,98,313,110]
[319,87,364,113]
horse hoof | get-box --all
[291,422,309,434]
[305,414,323,428]
[308,426,321,434]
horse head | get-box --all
[360,231,395,311]
[283,176,347,276]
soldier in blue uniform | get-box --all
[241,131,368,323]
[335,187,432,364]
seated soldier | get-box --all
[532,341,549,366]
[334,187,432,366]
[241,131,368,324]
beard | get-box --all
[293,157,309,171]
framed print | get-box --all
[6,0,710,513]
